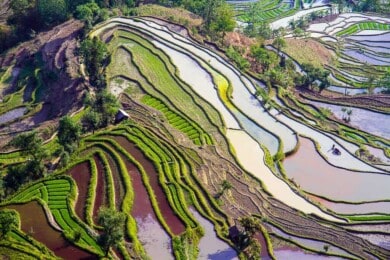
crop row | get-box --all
[113,30,223,133]
[337,21,390,36]
[142,95,212,145]
[6,177,103,255]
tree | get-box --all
[98,207,126,255]
[80,37,109,88]
[293,28,304,38]
[239,216,261,237]
[10,0,33,15]
[94,90,120,126]
[37,0,67,25]
[82,110,101,133]
[58,116,82,152]
[272,37,286,53]
[0,210,19,239]
[216,180,232,198]
[250,45,278,72]
[300,63,330,91]
[379,71,390,93]
[246,239,261,259]
[210,3,235,38]
[341,107,353,123]
[75,2,101,25]
[10,131,46,162]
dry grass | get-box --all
[281,38,335,68]
[135,4,203,28]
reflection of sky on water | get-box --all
[190,209,238,260]
[309,100,390,139]
[135,214,173,260]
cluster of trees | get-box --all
[298,63,330,92]
[331,0,390,14]
[2,131,47,195]
[0,0,134,53]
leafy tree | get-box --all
[250,45,278,72]
[94,90,120,126]
[239,216,261,237]
[98,207,126,255]
[10,0,33,15]
[0,210,19,239]
[216,179,232,198]
[341,107,353,123]
[300,63,330,91]
[80,37,109,88]
[272,36,286,53]
[380,71,390,93]
[82,110,101,133]
[210,3,235,38]
[37,0,67,25]
[75,2,102,25]
[58,116,82,152]
[246,239,261,259]
[293,28,304,38]
[3,164,28,191]
[10,131,46,162]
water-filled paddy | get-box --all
[226,129,340,222]
[308,100,390,139]
[190,208,238,259]
[7,201,96,259]
[112,135,186,235]
[0,107,26,124]
[114,137,173,258]
[284,137,390,202]
[69,162,91,222]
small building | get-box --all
[115,109,129,123]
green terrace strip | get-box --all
[2,230,56,259]
[234,0,299,22]
[81,141,146,255]
[83,136,176,237]
[109,29,224,131]
[94,133,198,229]
[337,21,390,37]
[6,177,103,256]
[343,214,390,222]
[142,94,212,145]
[115,126,228,228]
[111,126,229,236]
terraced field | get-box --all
[1,15,389,259]
[307,13,390,93]
[230,0,300,23]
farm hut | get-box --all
[115,109,129,123]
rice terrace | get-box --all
[0,0,390,259]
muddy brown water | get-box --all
[69,162,90,222]
[112,135,186,235]
[5,201,97,259]
[93,155,107,221]
[117,151,173,259]
[255,232,271,259]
